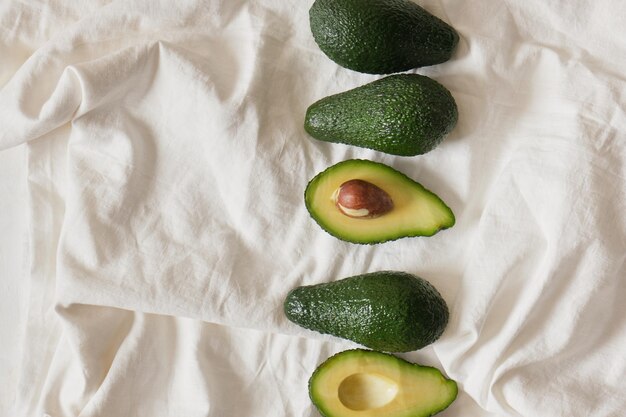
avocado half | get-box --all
[309,349,458,417]
[304,159,455,244]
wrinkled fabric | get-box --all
[1,1,625,416]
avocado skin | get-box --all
[309,0,459,74]
[304,74,458,156]
[284,271,449,352]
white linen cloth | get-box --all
[1,0,625,416]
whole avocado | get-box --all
[284,271,449,352]
[304,74,458,156]
[309,0,459,74]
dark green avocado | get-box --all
[309,349,458,417]
[309,0,459,74]
[284,271,450,352]
[304,74,458,157]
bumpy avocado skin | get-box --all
[309,0,459,74]
[284,271,449,352]
[304,74,458,156]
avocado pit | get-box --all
[332,179,394,219]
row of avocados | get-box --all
[303,0,458,245]
[285,271,458,417]
[284,1,461,417]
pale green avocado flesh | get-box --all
[304,159,455,244]
[309,349,458,417]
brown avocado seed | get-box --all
[332,179,394,219]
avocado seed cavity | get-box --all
[338,372,399,411]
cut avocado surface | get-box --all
[309,0,459,74]
[284,271,450,352]
[304,74,458,157]
[304,159,455,244]
[309,349,458,417]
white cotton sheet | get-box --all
[1,0,625,416]
[0,144,28,413]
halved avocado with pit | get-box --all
[309,349,458,417]
[304,159,455,244]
